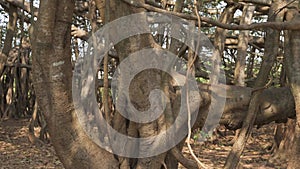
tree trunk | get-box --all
[284,6,300,168]
[211,3,238,84]
[0,4,17,77]
[31,0,118,168]
[107,1,176,168]
[269,119,295,165]
[234,3,255,86]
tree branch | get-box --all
[122,0,300,30]
[170,147,198,169]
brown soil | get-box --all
[0,118,63,169]
[0,119,286,169]
[181,124,287,169]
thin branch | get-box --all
[185,1,207,169]
[121,0,300,30]
[269,0,297,20]
[5,62,31,69]
[239,0,272,6]
[2,0,38,16]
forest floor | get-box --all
[180,125,287,169]
[0,118,287,169]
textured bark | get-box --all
[108,1,169,168]
[216,85,295,129]
[190,84,295,131]
[285,11,300,169]
[270,119,295,163]
[136,72,296,133]
[31,0,118,168]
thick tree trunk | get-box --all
[195,84,295,130]
[270,119,295,164]
[107,1,174,168]
[285,10,300,169]
[139,74,296,132]
[31,0,118,168]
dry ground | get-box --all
[181,124,287,168]
[0,118,63,169]
[0,119,286,168]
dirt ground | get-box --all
[0,118,286,169]
[180,125,287,169]
[0,118,63,169]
